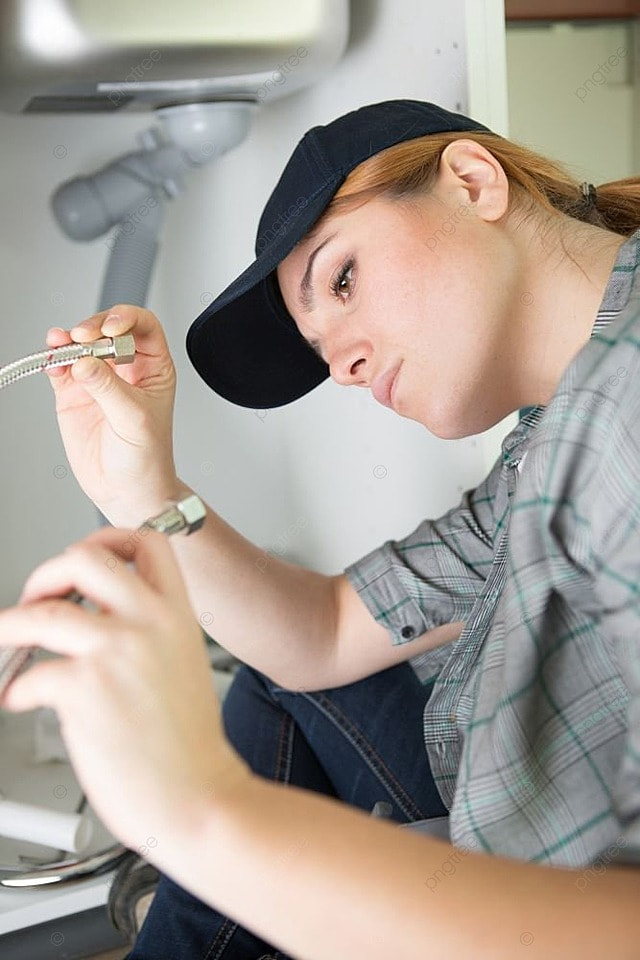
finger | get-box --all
[46,306,172,400]
[81,525,191,608]
[0,599,112,657]
[46,327,71,346]
[66,348,150,434]
[45,327,72,349]
[43,327,73,381]
[70,304,170,360]
[1,657,73,713]
[18,537,160,618]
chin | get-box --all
[422,413,481,441]
[429,396,511,439]
[402,408,450,435]
[400,393,489,438]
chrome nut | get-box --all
[110,334,136,365]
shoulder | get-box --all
[574,287,640,429]
[532,282,640,468]
[518,284,640,574]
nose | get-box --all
[328,347,370,387]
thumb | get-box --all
[71,357,142,432]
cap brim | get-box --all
[186,180,336,409]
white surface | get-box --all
[1,0,350,111]
[505,19,636,184]
[65,0,340,45]
[0,706,115,937]
[0,795,90,855]
[465,0,510,136]
[0,709,93,869]
[0,872,114,936]
[0,667,233,935]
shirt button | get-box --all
[401,625,416,639]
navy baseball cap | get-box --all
[185,99,492,409]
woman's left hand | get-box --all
[0,527,248,855]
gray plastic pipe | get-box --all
[98,196,164,311]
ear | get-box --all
[436,139,509,223]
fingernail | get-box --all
[70,322,91,340]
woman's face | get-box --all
[276,140,524,439]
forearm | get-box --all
[151,479,337,687]
[152,774,640,960]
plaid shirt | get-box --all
[345,228,640,868]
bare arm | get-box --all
[4,509,636,960]
[166,481,462,690]
[157,772,640,960]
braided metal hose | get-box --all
[0,334,135,389]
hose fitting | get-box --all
[86,334,136,364]
[0,334,136,389]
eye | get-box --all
[329,258,355,300]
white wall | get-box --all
[505,19,638,183]
[0,0,507,607]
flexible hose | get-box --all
[0,335,135,390]
[98,198,164,311]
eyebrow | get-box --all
[298,231,338,316]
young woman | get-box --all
[1,99,640,960]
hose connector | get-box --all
[140,494,206,536]
[0,334,137,390]
[88,334,136,365]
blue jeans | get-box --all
[126,661,447,959]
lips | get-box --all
[371,362,401,410]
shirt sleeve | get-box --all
[344,450,503,647]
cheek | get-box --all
[367,269,428,346]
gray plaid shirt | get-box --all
[345,228,640,869]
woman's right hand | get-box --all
[45,305,182,526]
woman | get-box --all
[1,99,640,959]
